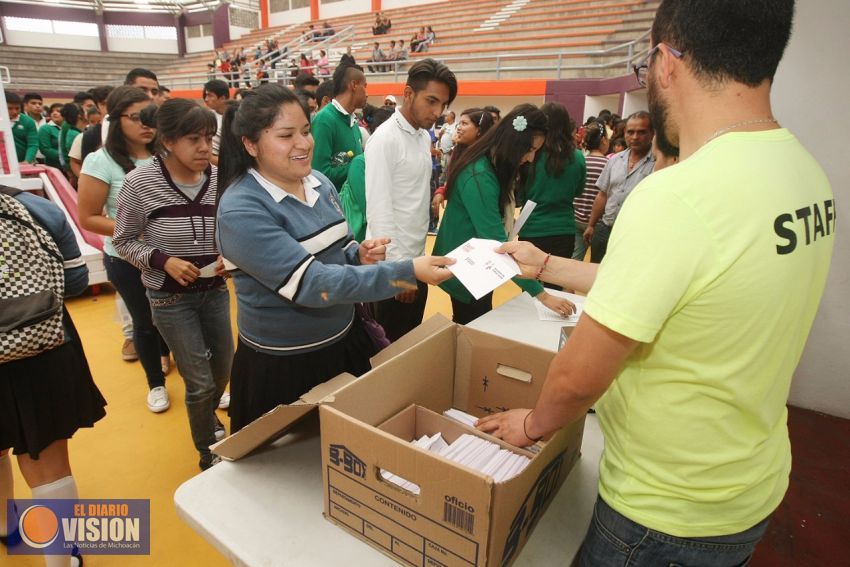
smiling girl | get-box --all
[215,85,454,432]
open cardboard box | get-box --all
[211,314,585,566]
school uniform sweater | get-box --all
[519,149,586,237]
[433,155,544,303]
[38,123,62,168]
[310,100,363,189]
[216,169,415,355]
[112,156,225,293]
[12,114,38,163]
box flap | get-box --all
[299,372,358,404]
[369,313,454,367]
[212,372,360,461]
[211,403,316,460]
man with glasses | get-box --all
[477,1,834,565]
[582,111,655,263]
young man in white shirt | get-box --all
[365,59,457,341]
[203,79,230,166]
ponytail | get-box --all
[217,100,250,200]
[217,84,308,201]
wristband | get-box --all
[524,410,542,442]
[535,253,551,281]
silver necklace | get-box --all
[703,117,778,147]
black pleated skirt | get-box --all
[0,308,107,459]
[229,318,376,434]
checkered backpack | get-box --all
[0,186,65,363]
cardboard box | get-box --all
[211,314,585,567]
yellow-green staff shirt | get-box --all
[584,129,834,537]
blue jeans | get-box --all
[147,286,233,457]
[579,496,769,567]
[590,221,613,263]
[103,254,167,389]
[573,220,589,260]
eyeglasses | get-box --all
[632,43,684,87]
[120,113,144,123]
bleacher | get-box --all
[156,0,657,87]
[0,45,178,94]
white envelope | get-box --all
[446,238,522,300]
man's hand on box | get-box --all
[476,409,537,448]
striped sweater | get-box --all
[573,154,609,224]
[112,156,225,292]
[216,169,416,355]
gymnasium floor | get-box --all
[2,249,524,566]
[2,254,847,565]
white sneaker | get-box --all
[218,392,230,410]
[214,423,226,441]
[147,386,170,413]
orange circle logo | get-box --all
[19,505,60,549]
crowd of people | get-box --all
[205,13,439,89]
[208,39,286,89]
[0,1,835,566]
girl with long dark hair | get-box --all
[78,86,172,415]
[215,84,453,432]
[517,102,587,278]
[431,107,495,214]
[112,99,232,471]
[433,104,576,324]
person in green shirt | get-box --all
[310,63,367,189]
[433,104,576,324]
[38,103,65,169]
[58,103,86,175]
[6,92,38,163]
[518,101,586,287]
[478,2,834,565]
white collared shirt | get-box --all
[249,168,322,207]
[364,109,433,261]
[331,98,358,128]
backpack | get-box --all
[0,186,65,363]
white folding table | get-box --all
[175,292,602,566]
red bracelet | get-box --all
[535,253,551,281]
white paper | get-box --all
[509,200,537,241]
[446,238,521,300]
[534,300,583,323]
[198,261,219,278]
[443,408,479,428]
[534,289,585,324]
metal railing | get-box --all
[3,28,650,92]
[157,25,357,91]
[155,27,649,90]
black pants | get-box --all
[525,234,576,291]
[103,254,169,389]
[373,280,429,342]
[450,292,493,325]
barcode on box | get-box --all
[443,501,474,535]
